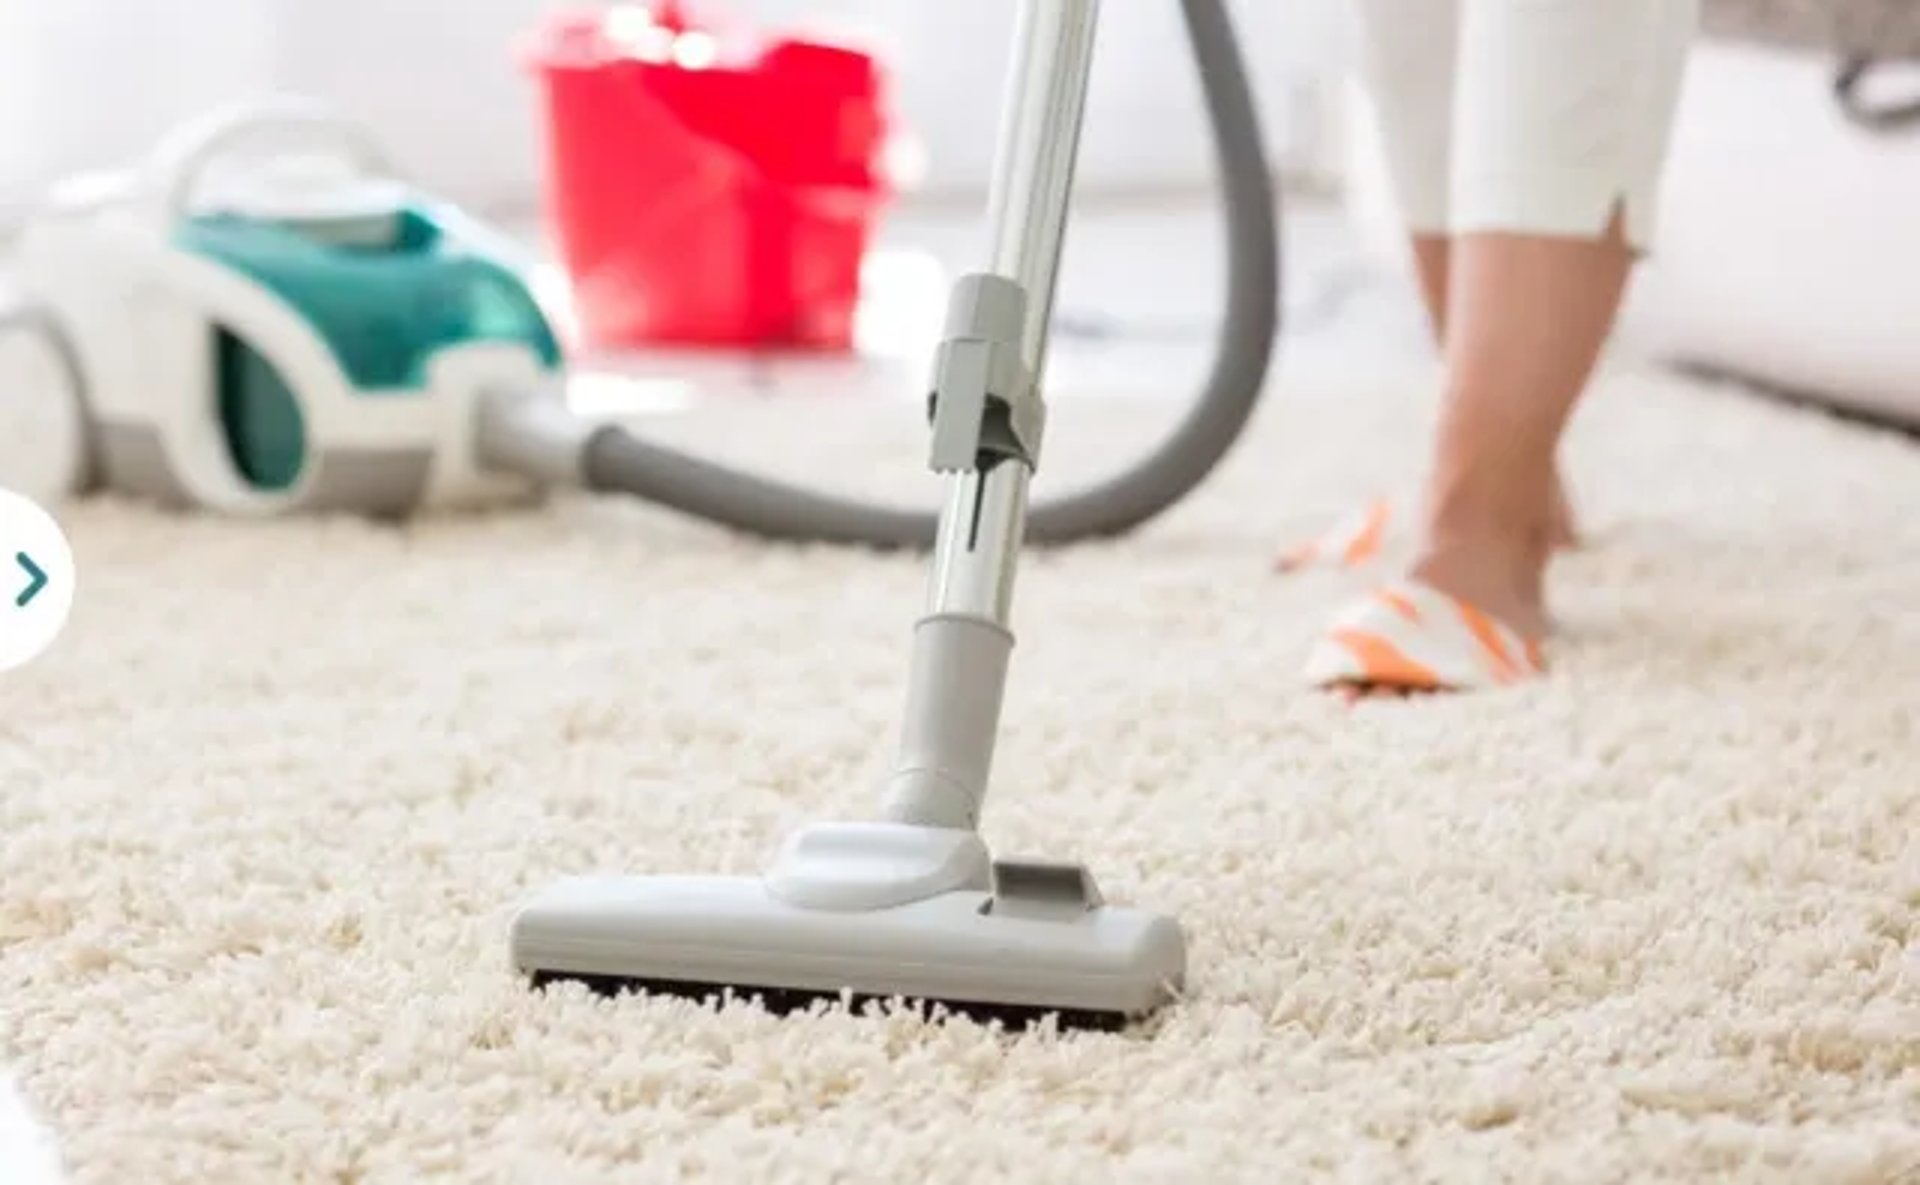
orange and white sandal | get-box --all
[1275,497,1399,573]
[1303,580,1546,693]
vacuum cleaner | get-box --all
[0,0,1276,1025]
[511,0,1275,1029]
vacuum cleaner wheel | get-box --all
[0,308,87,505]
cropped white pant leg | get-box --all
[1353,0,1697,251]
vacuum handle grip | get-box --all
[142,96,397,229]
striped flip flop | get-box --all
[1275,497,1398,573]
[1303,580,1546,693]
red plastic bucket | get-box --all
[527,2,894,352]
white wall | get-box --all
[728,0,1352,195]
[0,0,1353,216]
[272,0,558,210]
[0,0,278,218]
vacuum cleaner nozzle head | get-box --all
[510,870,1185,1030]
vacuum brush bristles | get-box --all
[510,823,1185,1030]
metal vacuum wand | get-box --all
[882,0,1099,833]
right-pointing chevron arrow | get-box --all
[15,551,48,608]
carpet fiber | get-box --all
[3,363,1918,1183]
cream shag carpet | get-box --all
[3,361,1918,1184]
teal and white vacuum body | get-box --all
[168,196,561,511]
[12,103,563,517]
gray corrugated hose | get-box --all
[566,0,1279,548]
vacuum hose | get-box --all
[549,0,1279,547]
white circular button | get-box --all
[0,488,76,671]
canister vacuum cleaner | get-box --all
[3,103,570,518]
[0,0,1278,1025]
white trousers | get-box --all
[1353,0,1698,250]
